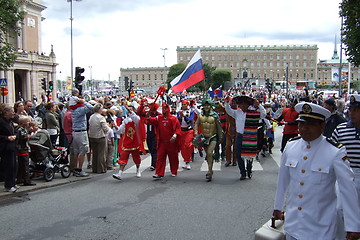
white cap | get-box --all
[295,102,331,122]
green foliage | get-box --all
[211,69,231,89]
[166,63,186,88]
[339,0,360,66]
[0,0,24,70]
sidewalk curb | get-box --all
[0,174,92,202]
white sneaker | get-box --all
[77,170,89,177]
[136,169,141,178]
[184,162,191,170]
[5,187,17,193]
[171,174,177,177]
[112,173,122,180]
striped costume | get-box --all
[241,110,261,158]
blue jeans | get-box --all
[235,133,246,176]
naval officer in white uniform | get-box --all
[273,102,360,240]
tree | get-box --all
[166,63,218,92]
[339,0,360,66]
[166,63,186,88]
[211,69,232,89]
[0,0,24,70]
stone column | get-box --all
[25,70,31,100]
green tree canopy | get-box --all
[211,69,232,89]
[0,0,24,70]
[166,63,186,88]
[339,0,360,66]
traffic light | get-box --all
[124,76,129,90]
[75,67,85,94]
[129,79,133,90]
[41,78,46,91]
[48,80,53,90]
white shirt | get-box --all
[274,135,360,240]
[224,102,246,134]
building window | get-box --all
[187,56,191,61]
[263,62,267,67]
[180,56,183,61]
[257,62,261,67]
[264,55,267,60]
[303,55,307,60]
[283,55,287,60]
[218,63,222,68]
[206,56,209,61]
[212,56,215,61]
[277,55,280,60]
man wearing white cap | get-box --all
[273,102,360,240]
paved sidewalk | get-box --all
[0,169,94,201]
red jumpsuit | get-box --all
[118,120,141,165]
[147,113,181,177]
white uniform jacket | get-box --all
[274,135,360,240]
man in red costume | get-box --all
[112,107,142,180]
[177,100,195,170]
[275,100,299,152]
[136,98,148,155]
[147,103,181,179]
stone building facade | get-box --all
[120,67,168,93]
[1,0,57,104]
[177,45,318,88]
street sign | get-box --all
[0,87,9,96]
[0,78,7,87]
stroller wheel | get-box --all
[44,168,55,182]
[61,165,71,178]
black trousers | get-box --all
[17,154,31,184]
[1,151,16,189]
[146,131,157,168]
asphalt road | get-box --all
[0,128,284,240]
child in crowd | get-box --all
[106,119,115,170]
[16,116,36,186]
[68,88,84,110]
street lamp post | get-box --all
[68,0,82,88]
[285,63,289,98]
[160,48,168,85]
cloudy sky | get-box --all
[41,0,343,81]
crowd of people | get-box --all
[1,86,360,239]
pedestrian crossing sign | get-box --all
[0,78,7,87]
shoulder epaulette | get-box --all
[289,136,301,142]
[326,138,343,148]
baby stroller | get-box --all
[29,130,71,181]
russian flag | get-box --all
[170,49,205,93]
